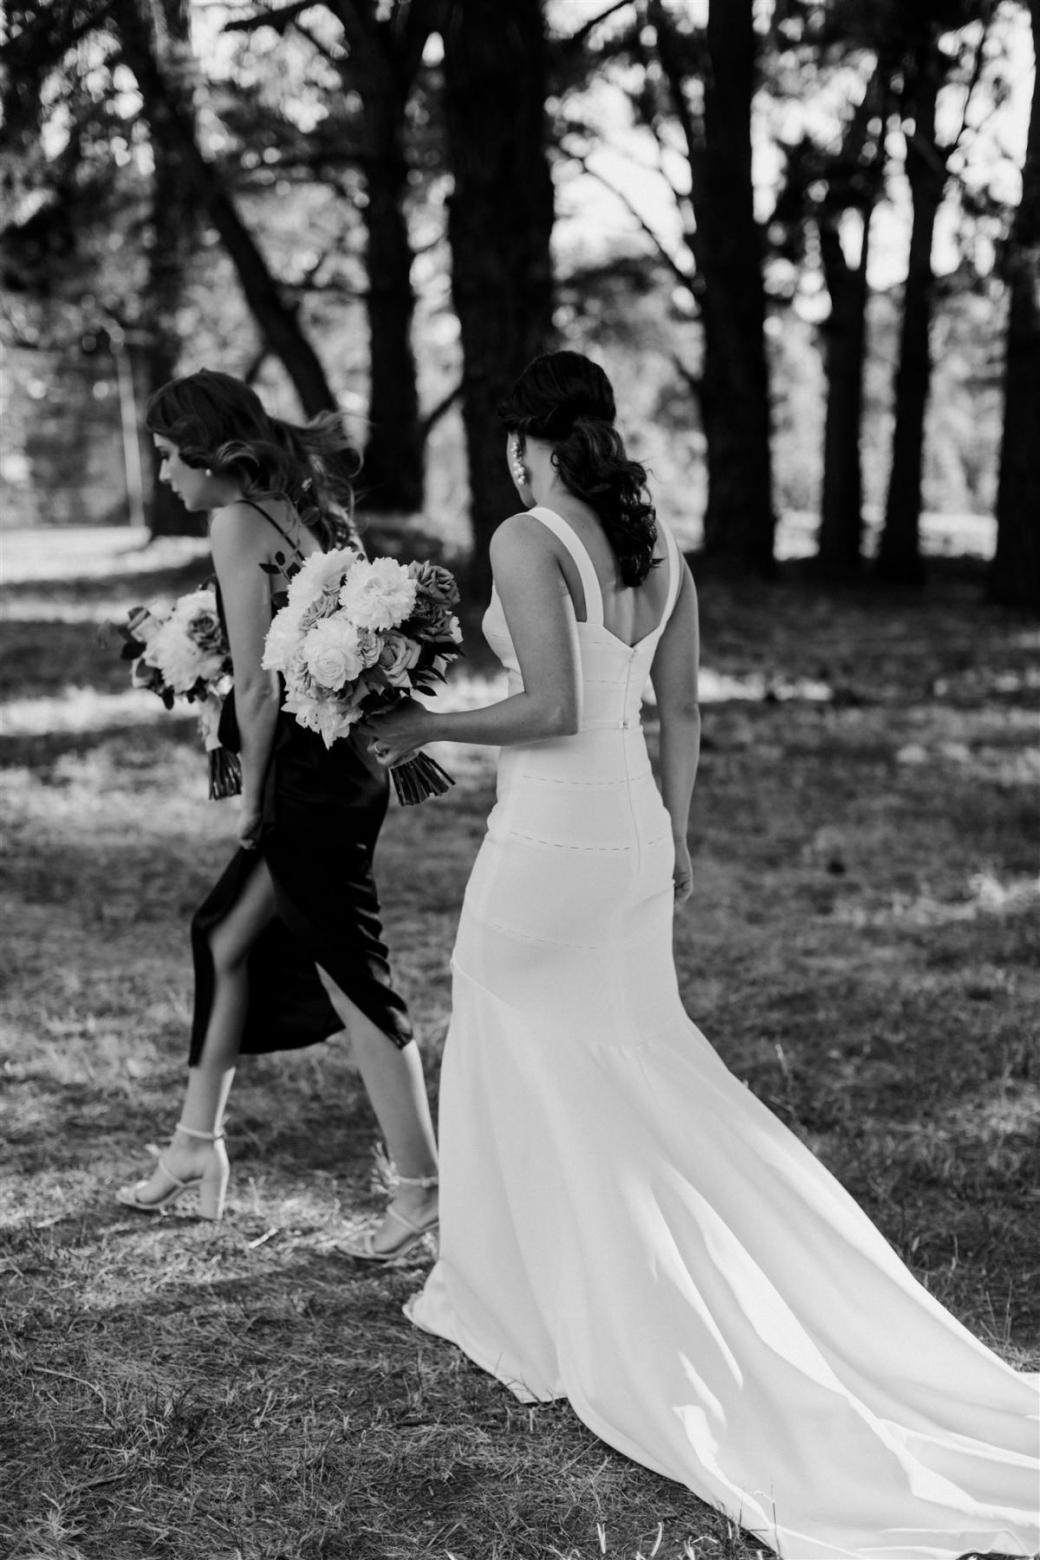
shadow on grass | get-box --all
[0,1216,762,1560]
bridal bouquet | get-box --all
[115,587,242,799]
[261,548,462,805]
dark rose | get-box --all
[409,561,460,611]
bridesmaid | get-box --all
[117,369,437,1260]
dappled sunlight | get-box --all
[1,685,190,735]
[897,738,1040,786]
[833,869,1040,929]
[1,527,208,585]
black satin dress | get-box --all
[188,507,412,1063]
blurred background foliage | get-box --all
[1,0,1037,605]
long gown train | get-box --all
[406,506,1039,1560]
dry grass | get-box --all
[1,529,1038,1560]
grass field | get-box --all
[1,526,1038,1560]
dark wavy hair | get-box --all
[499,350,657,587]
[145,369,361,551]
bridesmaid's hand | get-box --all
[363,701,429,769]
[238,800,264,850]
[673,838,693,905]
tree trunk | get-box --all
[991,4,1040,610]
[698,0,775,574]
[877,52,944,585]
[140,0,205,537]
[815,211,874,580]
[357,77,424,512]
[116,0,337,419]
[442,0,556,598]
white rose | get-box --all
[378,631,421,687]
[302,615,365,689]
[338,557,418,632]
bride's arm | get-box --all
[371,514,581,754]
[648,565,701,901]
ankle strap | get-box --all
[371,1144,437,1192]
[176,1121,225,1142]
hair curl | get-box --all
[499,350,657,587]
[145,368,361,551]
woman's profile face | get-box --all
[153,435,222,512]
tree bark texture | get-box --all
[138,0,205,536]
[991,4,1040,610]
[816,216,873,579]
[698,0,775,574]
[442,0,556,597]
[358,105,424,512]
[877,50,944,585]
[117,0,337,420]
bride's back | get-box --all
[535,499,672,649]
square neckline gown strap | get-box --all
[405,505,1040,1560]
[189,501,412,1061]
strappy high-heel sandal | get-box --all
[342,1149,438,1264]
[116,1122,230,1221]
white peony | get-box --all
[262,602,306,673]
[338,556,417,632]
[284,546,359,614]
[301,614,366,689]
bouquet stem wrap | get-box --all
[389,750,455,806]
[198,691,242,800]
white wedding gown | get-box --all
[406,506,1040,1560]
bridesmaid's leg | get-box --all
[316,968,439,1254]
[125,862,277,1198]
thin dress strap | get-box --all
[527,505,605,626]
[237,496,307,561]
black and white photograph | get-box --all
[1,1,1038,1557]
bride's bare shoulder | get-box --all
[490,510,557,563]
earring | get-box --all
[205,468,213,477]
[509,441,528,490]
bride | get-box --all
[367,350,1039,1560]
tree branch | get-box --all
[556,0,634,52]
[419,378,463,443]
[0,0,117,63]
[947,0,998,159]
[561,145,695,293]
[223,1,324,35]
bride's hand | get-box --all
[673,838,693,904]
[363,701,429,768]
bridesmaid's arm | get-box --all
[210,505,282,842]
[372,514,581,755]
[649,564,701,901]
